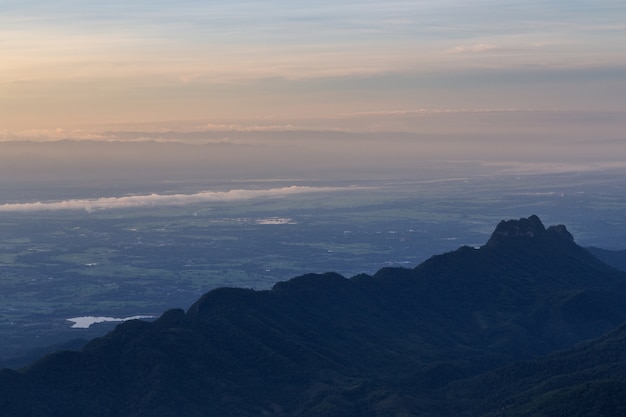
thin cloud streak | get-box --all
[334,108,541,117]
[446,44,498,54]
[0,186,360,213]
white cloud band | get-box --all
[0,185,355,213]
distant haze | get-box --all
[2,1,625,141]
[1,1,626,204]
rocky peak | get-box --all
[485,215,573,247]
[546,224,575,243]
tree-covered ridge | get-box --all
[441,321,626,417]
[1,216,625,416]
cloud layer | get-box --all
[0,186,354,213]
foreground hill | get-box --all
[1,215,626,416]
[439,321,626,417]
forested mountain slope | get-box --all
[1,215,625,416]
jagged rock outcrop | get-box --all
[485,214,574,247]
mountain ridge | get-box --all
[1,215,626,416]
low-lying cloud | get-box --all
[0,186,356,213]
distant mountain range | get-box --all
[1,215,626,416]
[586,246,626,272]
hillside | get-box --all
[439,321,626,416]
[1,215,625,416]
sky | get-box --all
[2,1,625,133]
[1,0,626,190]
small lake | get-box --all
[67,315,155,329]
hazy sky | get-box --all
[2,0,625,136]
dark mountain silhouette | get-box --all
[439,321,626,416]
[1,215,626,416]
[0,338,89,370]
